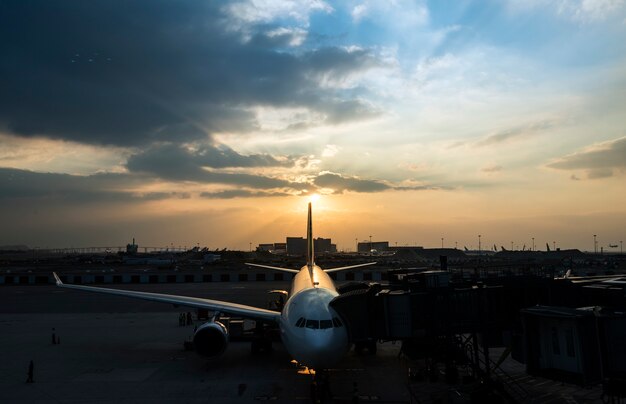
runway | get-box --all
[0,282,410,403]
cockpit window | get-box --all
[297,317,343,329]
[305,319,319,329]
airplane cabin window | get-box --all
[320,319,332,329]
[295,317,305,327]
[332,317,343,327]
[306,319,319,329]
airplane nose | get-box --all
[296,329,347,369]
[307,330,333,349]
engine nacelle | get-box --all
[193,321,229,358]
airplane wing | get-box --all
[244,263,299,273]
[52,272,281,323]
[324,262,377,273]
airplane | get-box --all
[53,203,376,370]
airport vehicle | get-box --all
[53,203,375,369]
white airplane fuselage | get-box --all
[279,264,349,369]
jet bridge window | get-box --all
[295,317,305,327]
[306,319,319,329]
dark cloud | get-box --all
[394,184,452,191]
[129,143,290,170]
[303,47,381,80]
[126,143,302,188]
[587,168,614,179]
[476,121,553,147]
[313,172,390,193]
[0,167,158,202]
[0,1,380,146]
[312,172,449,194]
[0,167,296,202]
[547,137,626,179]
[200,190,292,199]
[141,192,191,200]
[0,165,446,209]
[323,99,381,124]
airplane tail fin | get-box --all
[307,202,314,267]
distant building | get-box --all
[126,238,138,254]
[388,245,424,251]
[315,238,335,253]
[256,242,288,254]
[286,237,336,255]
[203,254,221,263]
[287,237,307,256]
[358,241,389,253]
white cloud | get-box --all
[265,27,307,46]
[321,144,340,157]
[224,0,333,25]
[0,133,128,175]
[350,0,429,27]
[413,53,460,85]
[506,0,626,23]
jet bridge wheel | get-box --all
[354,340,377,355]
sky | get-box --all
[1,0,625,252]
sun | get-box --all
[309,193,321,203]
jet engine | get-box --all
[193,321,228,358]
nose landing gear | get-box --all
[310,369,332,403]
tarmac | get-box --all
[0,283,604,403]
[0,283,410,403]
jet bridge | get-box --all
[330,271,510,343]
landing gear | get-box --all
[310,369,332,403]
[251,321,273,354]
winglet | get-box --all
[53,272,63,286]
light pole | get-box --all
[553,241,556,250]
[441,237,444,248]
[455,241,458,249]
[369,235,372,256]
[478,235,481,255]
[355,238,358,253]
[511,241,513,251]
[249,242,252,252]
[532,237,535,251]
[594,234,597,254]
